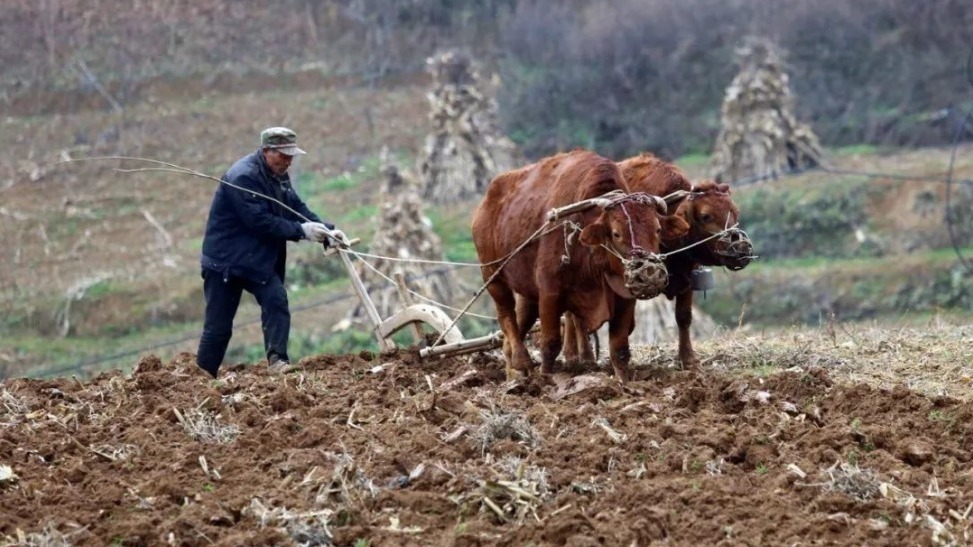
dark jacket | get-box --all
[200,150,326,283]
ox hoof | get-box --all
[610,365,632,384]
[505,366,529,381]
[679,355,701,372]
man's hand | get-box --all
[323,229,347,249]
[301,222,330,243]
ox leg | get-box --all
[487,283,533,380]
[516,297,539,344]
[563,313,596,367]
[674,290,700,370]
[577,320,596,363]
[607,298,636,383]
[562,313,581,366]
[538,294,563,375]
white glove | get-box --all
[300,222,330,243]
[327,229,347,247]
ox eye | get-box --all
[700,213,713,223]
[612,230,621,239]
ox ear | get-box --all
[579,223,610,247]
[662,214,690,240]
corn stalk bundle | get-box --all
[419,50,517,203]
[711,36,822,185]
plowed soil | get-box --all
[3,340,972,546]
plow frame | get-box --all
[327,241,503,359]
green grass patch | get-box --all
[832,144,903,157]
[339,204,378,224]
[427,207,478,263]
[84,280,118,300]
[674,152,710,167]
[5,318,201,378]
[321,172,358,191]
[445,240,478,263]
[736,174,881,259]
[299,155,383,195]
[184,236,204,252]
[701,251,973,327]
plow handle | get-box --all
[323,237,361,257]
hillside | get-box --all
[3,0,973,381]
[3,71,973,379]
[5,1,972,156]
[698,145,973,326]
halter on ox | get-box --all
[603,193,671,299]
[549,190,670,300]
[682,185,755,271]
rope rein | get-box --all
[618,202,645,256]
[427,218,580,347]
[61,156,347,243]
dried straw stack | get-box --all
[419,50,517,203]
[711,36,822,185]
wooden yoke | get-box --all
[546,190,624,222]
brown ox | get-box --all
[471,150,689,382]
[563,153,754,369]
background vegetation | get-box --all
[7,0,973,160]
[2,0,972,377]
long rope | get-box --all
[731,162,973,187]
[51,150,970,365]
[428,220,570,348]
[345,249,484,268]
[57,156,347,241]
[64,154,746,344]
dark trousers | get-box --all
[196,268,291,377]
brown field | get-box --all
[2,322,972,546]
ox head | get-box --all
[674,181,754,270]
[578,193,690,298]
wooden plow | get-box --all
[325,240,504,360]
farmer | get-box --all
[195,127,343,378]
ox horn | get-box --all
[649,194,668,215]
[546,190,625,222]
[663,190,690,207]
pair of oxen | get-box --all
[471,150,754,382]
